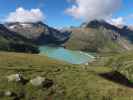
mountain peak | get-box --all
[81,20,105,28]
[82,20,114,28]
[4,21,70,45]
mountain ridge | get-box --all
[0,20,133,53]
[64,20,133,53]
[5,21,70,45]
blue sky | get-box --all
[115,0,133,25]
[0,0,132,27]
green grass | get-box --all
[0,52,133,100]
[101,52,133,82]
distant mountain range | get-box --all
[5,22,70,45]
[0,20,133,53]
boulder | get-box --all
[7,73,22,82]
[5,91,12,97]
[30,76,45,86]
[6,73,28,85]
[85,63,89,65]
[30,76,53,88]
[4,91,17,97]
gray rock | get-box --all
[85,63,89,65]
[6,73,28,85]
[4,91,17,97]
[7,73,22,82]
[30,76,45,86]
[30,76,54,88]
[5,91,12,97]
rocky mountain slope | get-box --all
[5,22,70,45]
[0,24,39,53]
[64,20,133,53]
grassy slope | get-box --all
[100,52,133,82]
[0,52,133,100]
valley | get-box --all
[0,20,133,100]
[0,0,132,99]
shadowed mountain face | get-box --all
[5,22,70,45]
[64,20,133,53]
[0,24,39,53]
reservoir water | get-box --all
[39,46,95,64]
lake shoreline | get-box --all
[39,45,95,64]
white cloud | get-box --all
[66,0,122,22]
[6,7,44,23]
[108,17,125,26]
[107,13,133,26]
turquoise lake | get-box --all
[39,46,95,64]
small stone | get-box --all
[4,91,17,98]
[5,91,12,97]
[85,63,89,65]
[30,76,45,86]
[6,73,28,85]
[30,76,53,88]
[7,73,22,82]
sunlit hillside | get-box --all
[0,52,133,100]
